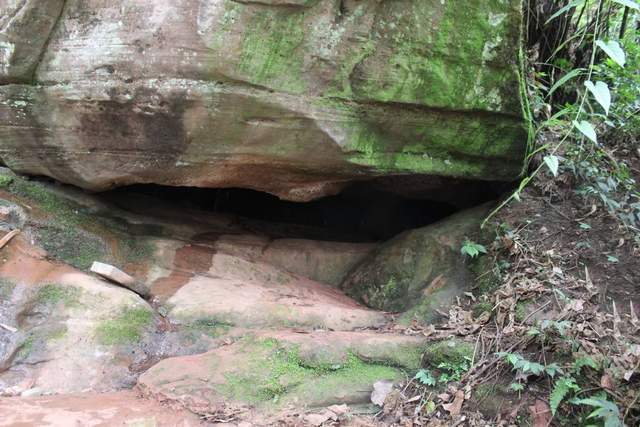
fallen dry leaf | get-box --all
[305,410,336,426]
[600,373,615,390]
[442,390,464,416]
[528,399,551,427]
[371,380,394,407]
[326,404,349,416]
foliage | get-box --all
[497,352,550,377]
[0,174,14,188]
[484,0,640,231]
[415,369,437,386]
[573,395,625,427]
[414,354,472,387]
[550,376,580,415]
[460,239,487,258]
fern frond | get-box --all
[550,376,579,415]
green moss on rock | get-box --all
[35,284,81,308]
[343,206,489,318]
[220,338,401,407]
[237,8,307,93]
[5,176,154,269]
[0,174,14,188]
[423,339,474,368]
[183,317,232,339]
[96,307,153,345]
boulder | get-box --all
[0,236,157,394]
[138,330,425,412]
[342,206,491,321]
[0,0,526,200]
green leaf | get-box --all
[461,240,487,258]
[607,255,619,263]
[596,40,626,67]
[544,155,560,177]
[573,120,598,143]
[414,369,437,386]
[510,382,525,392]
[550,377,580,415]
[545,363,563,378]
[573,356,599,373]
[548,68,585,97]
[545,0,586,24]
[425,400,436,414]
[584,81,611,115]
[574,397,623,427]
[611,0,639,10]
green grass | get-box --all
[96,307,153,345]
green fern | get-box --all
[550,376,580,415]
[572,356,599,374]
[414,369,437,386]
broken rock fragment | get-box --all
[90,261,147,297]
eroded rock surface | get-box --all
[138,330,425,413]
[0,0,526,200]
[0,171,482,420]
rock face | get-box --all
[0,0,526,200]
[0,171,482,416]
[138,331,425,412]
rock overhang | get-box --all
[0,0,527,201]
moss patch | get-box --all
[237,8,306,93]
[37,225,106,270]
[17,335,34,359]
[220,338,401,406]
[8,178,108,269]
[96,307,153,345]
[423,339,474,368]
[6,176,154,269]
[472,300,494,318]
[34,284,81,308]
[47,325,68,341]
[0,174,14,188]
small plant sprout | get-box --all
[460,239,487,258]
[414,369,437,386]
[606,255,620,263]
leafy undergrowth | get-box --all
[360,162,639,426]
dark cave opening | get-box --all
[100,177,505,243]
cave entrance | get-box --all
[101,177,504,243]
